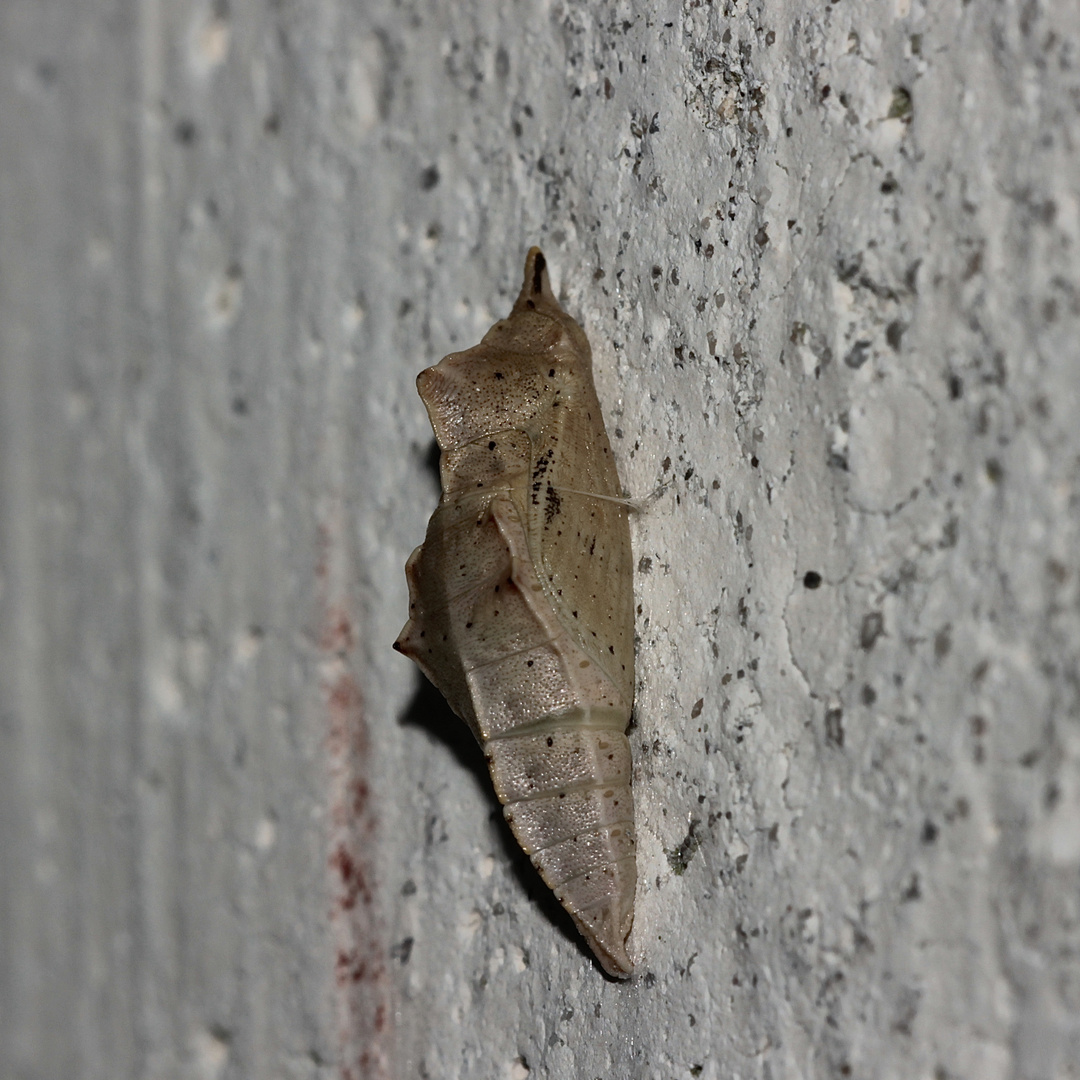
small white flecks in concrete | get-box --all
[253,817,276,853]
[191,16,230,73]
[190,1027,229,1080]
[149,660,184,720]
[458,908,482,946]
[340,36,386,140]
[342,295,366,334]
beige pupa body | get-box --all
[395,249,636,976]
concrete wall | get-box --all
[2,1,1079,1078]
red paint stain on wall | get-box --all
[318,514,391,1079]
[322,603,356,654]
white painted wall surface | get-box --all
[3,1,1079,1078]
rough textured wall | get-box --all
[2,1,1079,1078]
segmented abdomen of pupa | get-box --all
[394,248,636,977]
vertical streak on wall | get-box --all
[317,499,391,1074]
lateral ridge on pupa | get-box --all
[394,248,637,977]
